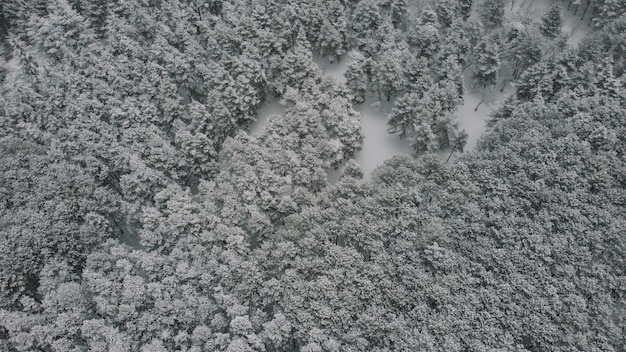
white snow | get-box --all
[312,51,505,180]
[5,57,20,72]
[457,91,489,152]
[508,0,592,47]
[457,72,509,151]
[325,99,415,183]
[303,6,594,183]
[561,5,593,47]
[249,96,285,136]
[314,53,414,181]
[453,0,594,153]
[326,167,343,184]
[354,100,414,180]
[312,53,351,85]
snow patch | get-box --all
[354,99,414,180]
[561,5,593,47]
[2,56,21,79]
[326,167,343,185]
[6,57,20,71]
[457,72,508,151]
[312,53,352,85]
[313,53,414,181]
[508,0,592,47]
[250,96,285,136]
[455,0,593,154]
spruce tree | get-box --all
[540,5,563,38]
[473,39,500,88]
[479,0,505,29]
[458,0,473,20]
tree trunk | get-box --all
[474,97,485,111]
[581,0,591,20]
[518,63,530,78]
[462,60,472,72]
[515,63,529,79]
[445,148,455,163]
[588,7,596,25]
[513,59,524,79]
[111,217,126,236]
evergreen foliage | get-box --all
[478,0,505,29]
[473,38,500,87]
[0,0,625,350]
[540,5,563,38]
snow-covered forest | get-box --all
[1,0,626,350]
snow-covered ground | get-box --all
[261,4,595,182]
[314,54,414,181]
[326,166,343,184]
[457,72,509,151]
[313,52,491,181]
[249,96,284,136]
[457,0,593,151]
[325,99,415,183]
[457,90,491,152]
[313,53,495,179]
[2,56,21,80]
[313,53,350,85]
[508,0,592,46]
[354,100,414,179]
[563,13,593,46]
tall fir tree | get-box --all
[540,5,563,38]
[458,0,473,20]
[479,0,505,29]
[473,39,500,88]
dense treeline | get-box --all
[1,0,625,351]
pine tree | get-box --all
[420,8,438,25]
[504,24,542,79]
[373,48,405,100]
[458,0,473,20]
[604,14,626,75]
[350,0,381,34]
[344,50,372,104]
[479,0,505,29]
[387,92,421,139]
[473,39,500,88]
[436,0,459,27]
[407,23,440,58]
[593,0,626,28]
[540,5,563,38]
